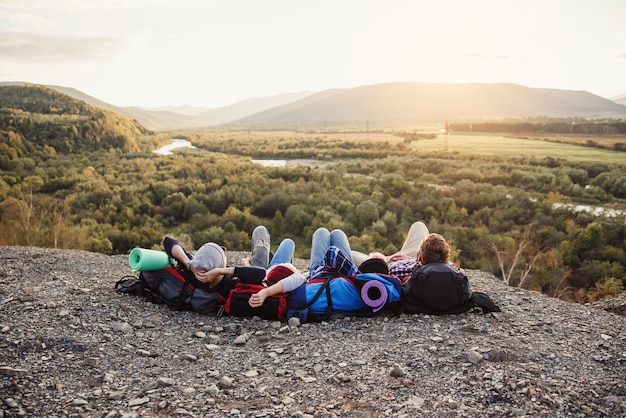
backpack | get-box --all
[115,267,224,315]
[400,263,473,315]
[400,263,501,315]
[287,272,403,322]
[225,283,288,320]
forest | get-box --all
[447,118,626,136]
[1,85,625,305]
[0,85,152,161]
[1,130,625,304]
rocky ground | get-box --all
[0,245,625,418]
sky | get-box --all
[1,0,625,109]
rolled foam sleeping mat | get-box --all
[360,280,388,312]
[128,248,172,271]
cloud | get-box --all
[0,31,124,64]
[0,8,48,27]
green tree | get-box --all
[355,200,380,229]
[587,277,624,302]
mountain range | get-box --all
[2,81,626,131]
[231,82,626,128]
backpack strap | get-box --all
[115,275,147,295]
[467,291,501,313]
[307,273,334,320]
[287,272,334,322]
[323,279,333,320]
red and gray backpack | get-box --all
[115,267,224,315]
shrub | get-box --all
[587,277,625,302]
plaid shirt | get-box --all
[313,247,460,283]
[311,246,359,279]
[388,258,418,282]
[388,259,458,282]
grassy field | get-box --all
[518,133,626,148]
[189,129,625,163]
[411,134,626,163]
[226,129,406,144]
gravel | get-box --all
[1,245,625,417]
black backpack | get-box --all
[115,267,224,315]
[401,263,474,315]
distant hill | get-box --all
[0,84,150,156]
[0,82,314,131]
[53,87,313,130]
[146,105,210,116]
[41,84,215,130]
[194,92,315,125]
[4,81,626,131]
[613,94,626,106]
[229,82,626,127]
[144,92,316,125]
[47,84,312,130]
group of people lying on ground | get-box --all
[157,222,500,320]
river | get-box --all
[153,138,196,155]
[154,138,320,168]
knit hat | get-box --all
[189,243,227,271]
[263,263,297,286]
[359,257,389,275]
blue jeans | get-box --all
[309,228,353,274]
[269,239,295,267]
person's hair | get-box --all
[417,233,450,264]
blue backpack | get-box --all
[287,271,402,322]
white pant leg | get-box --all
[389,221,429,260]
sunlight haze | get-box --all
[1,0,625,108]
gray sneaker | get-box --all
[249,226,270,268]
